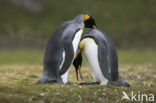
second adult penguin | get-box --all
[78,28,130,87]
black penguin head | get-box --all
[73,52,82,69]
[73,52,83,81]
[84,14,97,28]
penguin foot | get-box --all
[80,81,100,85]
[108,78,130,87]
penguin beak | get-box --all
[75,65,83,81]
[76,67,79,81]
[76,65,83,81]
[84,14,90,21]
[78,65,83,80]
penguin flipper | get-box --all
[59,38,74,76]
[97,40,110,80]
[76,69,79,81]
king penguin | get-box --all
[74,17,130,87]
[36,14,88,84]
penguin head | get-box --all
[84,14,97,28]
[73,52,83,81]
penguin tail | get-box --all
[108,78,130,87]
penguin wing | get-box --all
[58,35,75,76]
[98,29,119,80]
[97,38,111,80]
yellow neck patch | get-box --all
[84,14,90,21]
[79,38,94,51]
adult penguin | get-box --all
[36,14,89,84]
[74,18,130,87]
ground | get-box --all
[0,50,155,103]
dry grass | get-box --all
[0,50,156,103]
[0,63,155,103]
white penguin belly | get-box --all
[80,38,108,85]
[72,29,84,53]
[60,29,83,84]
[60,51,69,84]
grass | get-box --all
[0,50,156,103]
[0,0,156,48]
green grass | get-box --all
[0,49,156,64]
[0,0,156,48]
[0,50,44,65]
[0,50,155,103]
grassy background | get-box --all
[0,49,156,65]
[0,0,156,49]
[0,50,155,103]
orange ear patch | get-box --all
[75,52,80,59]
[93,25,96,28]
